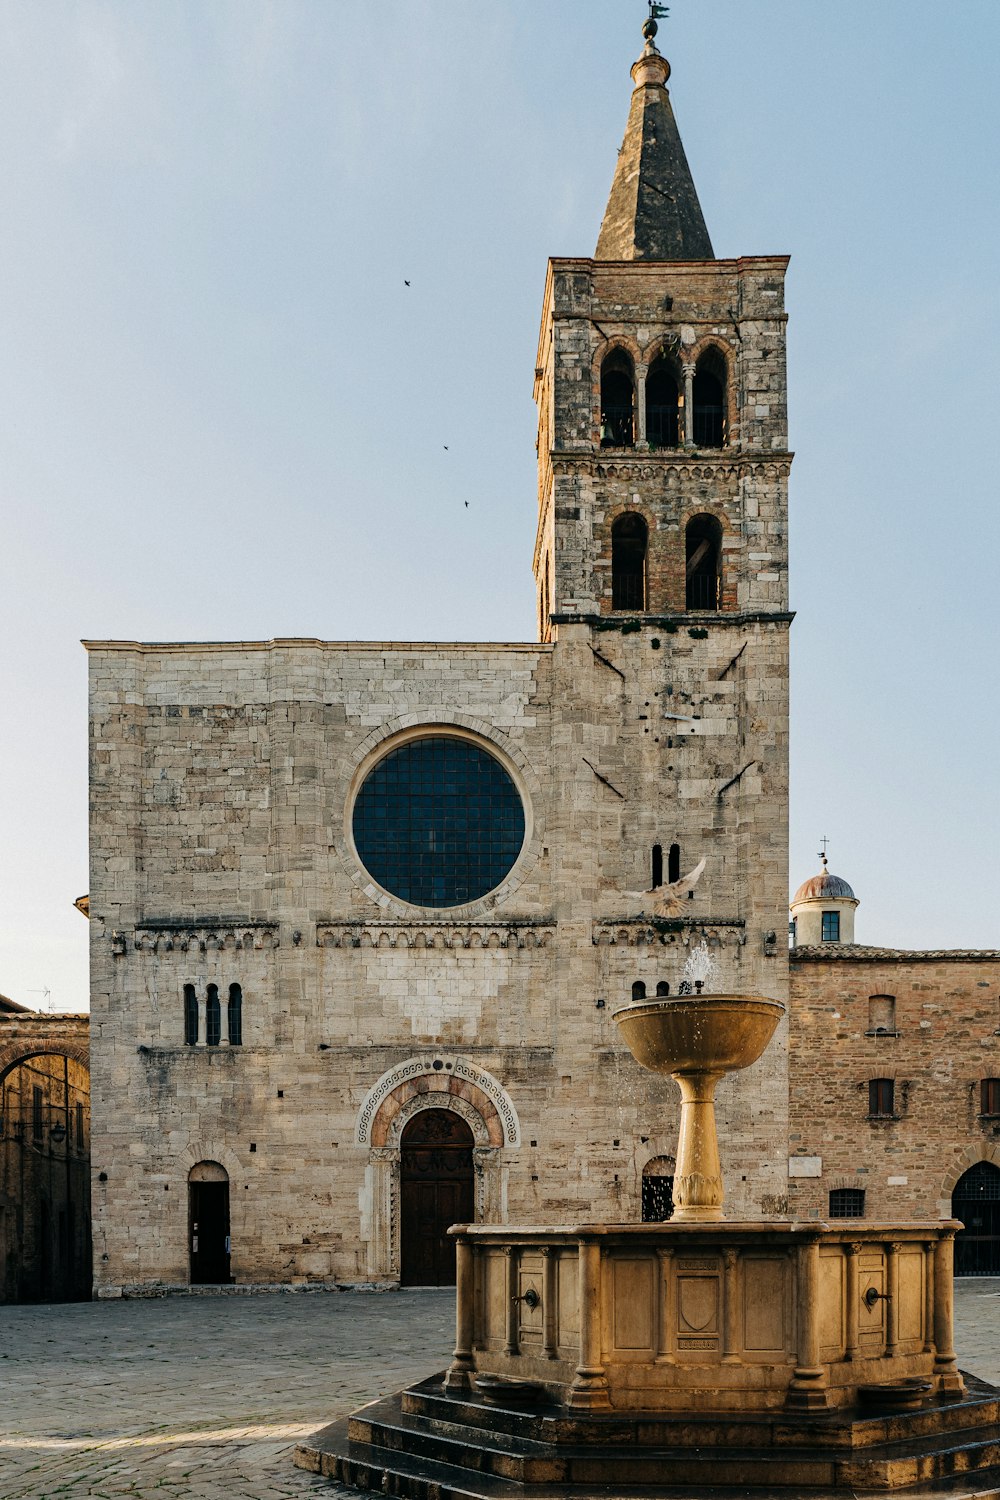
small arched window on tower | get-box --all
[685,515,722,610]
[651,845,663,889]
[600,349,635,448]
[646,355,680,449]
[668,843,681,884]
[205,984,221,1048]
[228,984,243,1047]
[631,981,647,1002]
[183,984,198,1046]
[693,348,727,448]
[612,513,647,611]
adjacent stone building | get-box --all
[86,28,793,1293]
[787,866,1000,1274]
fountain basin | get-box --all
[612,994,784,1076]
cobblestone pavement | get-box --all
[1,1280,998,1499]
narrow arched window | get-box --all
[631,981,646,1001]
[693,348,727,447]
[668,843,681,884]
[655,981,670,997]
[612,513,647,611]
[651,845,663,889]
[646,358,679,449]
[228,984,243,1047]
[183,985,198,1046]
[205,985,221,1048]
[600,350,635,448]
[685,515,721,610]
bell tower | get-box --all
[532,13,793,1216]
[532,16,791,634]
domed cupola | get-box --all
[790,852,859,946]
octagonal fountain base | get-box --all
[295,1219,1000,1498]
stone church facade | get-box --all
[86,32,794,1293]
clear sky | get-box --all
[1,0,997,1012]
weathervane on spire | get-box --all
[643,2,669,43]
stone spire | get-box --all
[596,26,714,262]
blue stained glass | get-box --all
[353,736,526,908]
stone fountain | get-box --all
[296,949,1000,1496]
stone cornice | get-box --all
[554,611,794,629]
[550,452,793,482]
[125,921,279,955]
[316,920,556,951]
[792,945,1000,965]
[594,918,746,948]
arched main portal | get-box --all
[953,1161,1000,1276]
[400,1111,475,1286]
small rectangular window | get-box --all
[981,1078,1000,1118]
[829,1188,865,1219]
[32,1086,43,1141]
[821,911,841,942]
[868,1078,894,1118]
[868,995,896,1034]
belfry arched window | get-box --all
[600,350,635,448]
[646,357,680,449]
[612,513,647,611]
[205,985,221,1048]
[183,984,198,1046]
[685,514,722,610]
[693,348,727,448]
[227,984,243,1047]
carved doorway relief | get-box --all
[359,1060,516,1281]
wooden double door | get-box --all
[400,1111,474,1286]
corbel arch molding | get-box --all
[332,713,544,920]
[358,1055,519,1280]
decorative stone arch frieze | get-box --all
[356,1054,519,1280]
[357,1054,520,1148]
[332,714,544,920]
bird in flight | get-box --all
[625,858,707,919]
[443,445,449,450]
[404,280,410,286]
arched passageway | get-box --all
[400,1110,474,1286]
[0,1047,91,1302]
[953,1161,1000,1276]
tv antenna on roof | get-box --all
[28,987,52,1012]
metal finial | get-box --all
[818,836,830,871]
[643,2,669,42]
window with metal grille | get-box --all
[692,348,727,448]
[821,910,841,942]
[642,1173,675,1222]
[645,359,679,449]
[829,1188,865,1219]
[611,513,647,610]
[183,984,198,1046]
[685,515,721,610]
[228,984,243,1047]
[205,985,221,1048]
[981,1078,1000,1118]
[600,350,635,448]
[869,1078,894,1118]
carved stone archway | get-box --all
[358,1055,518,1279]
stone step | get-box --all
[295,1417,1000,1500]
[322,1393,1000,1492]
[402,1373,1000,1453]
